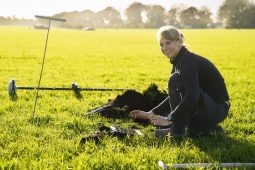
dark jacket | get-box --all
[152,46,229,120]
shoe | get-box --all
[155,128,171,138]
[169,124,187,138]
[155,125,186,138]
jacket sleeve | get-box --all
[168,60,201,121]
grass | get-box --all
[0,26,255,169]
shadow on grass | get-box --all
[73,91,83,100]
[191,134,255,162]
[116,131,255,163]
[28,115,53,126]
[9,94,18,101]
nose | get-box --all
[161,45,167,52]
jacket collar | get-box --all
[170,46,187,65]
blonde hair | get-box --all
[157,25,184,45]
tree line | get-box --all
[1,0,255,29]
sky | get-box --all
[1,0,223,21]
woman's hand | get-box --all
[129,110,154,120]
[149,115,173,126]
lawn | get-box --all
[0,26,254,169]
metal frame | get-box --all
[8,79,132,96]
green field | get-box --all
[0,26,255,169]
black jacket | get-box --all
[152,46,229,120]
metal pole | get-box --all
[17,86,132,91]
[158,161,255,169]
[32,15,66,123]
[35,15,66,22]
[172,163,255,168]
[32,19,51,122]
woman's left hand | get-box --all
[149,115,173,127]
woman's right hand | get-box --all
[129,110,154,120]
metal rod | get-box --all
[17,86,132,91]
[35,15,66,22]
[18,87,73,90]
[32,19,51,121]
[171,163,255,168]
[158,161,255,169]
[78,88,132,91]
[84,104,111,117]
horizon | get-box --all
[1,0,222,21]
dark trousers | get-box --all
[168,72,229,128]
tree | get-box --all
[80,10,96,28]
[241,5,255,28]
[179,6,212,28]
[166,7,180,27]
[125,2,146,28]
[197,7,213,28]
[145,5,165,28]
[218,0,255,28]
[52,11,85,28]
[97,7,122,28]
[179,7,199,28]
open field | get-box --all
[0,26,255,169]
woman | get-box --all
[130,26,230,137]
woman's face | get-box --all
[159,37,181,60]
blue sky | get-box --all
[1,0,222,20]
